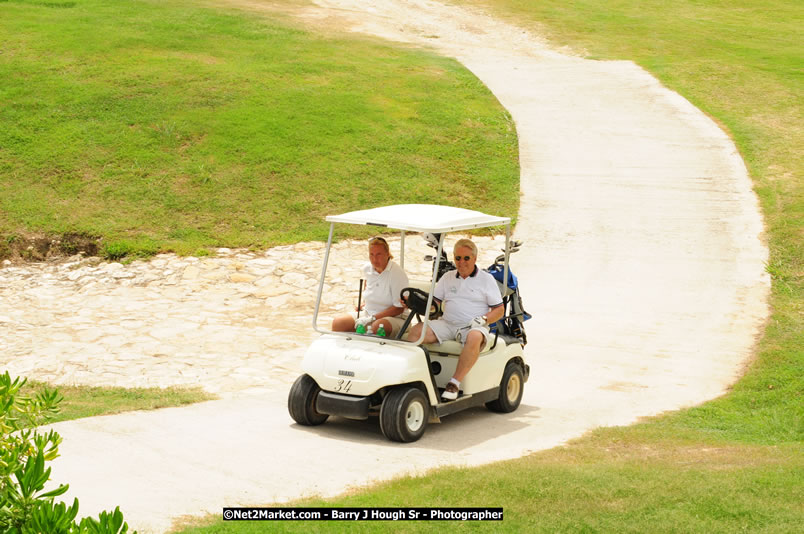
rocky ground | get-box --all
[1,235,505,395]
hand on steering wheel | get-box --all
[400,287,439,319]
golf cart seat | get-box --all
[424,338,500,356]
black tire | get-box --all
[379,387,429,443]
[486,361,524,413]
[288,374,329,426]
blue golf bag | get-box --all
[486,262,531,345]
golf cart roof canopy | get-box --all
[326,204,510,233]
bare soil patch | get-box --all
[0,232,101,263]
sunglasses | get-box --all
[454,255,473,262]
[368,236,388,244]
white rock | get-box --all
[182,266,200,280]
[254,276,279,288]
[67,270,85,281]
[280,272,308,287]
[229,273,256,283]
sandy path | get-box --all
[40,1,770,532]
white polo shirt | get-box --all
[434,267,503,325]
[362,260,409,317]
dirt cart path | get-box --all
[9,1,769,532]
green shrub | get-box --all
[0,372,136,533]
[102,239,158,261]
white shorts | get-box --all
[428,319,491,347]
[349,311,408,337]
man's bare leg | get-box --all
[331,314,355,332]
[452,330,485,382]
[407,322,438,343]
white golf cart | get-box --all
[288,204,529,442]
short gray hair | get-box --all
[453,238,477,258]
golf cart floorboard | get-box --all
[435,387,499,417]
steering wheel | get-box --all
[400,287,438,319]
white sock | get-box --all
[449,378,461,388]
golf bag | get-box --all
[423,232,456,282]
[486,262,531,345]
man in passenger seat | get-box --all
[406,238,504,401]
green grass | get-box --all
[23,381,216,424]
[0,0,518,259]
[179,438,801,534]
[176,0,803,532]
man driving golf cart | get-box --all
[406,238,504,401]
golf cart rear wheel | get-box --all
[486,361,524,413]
[380,387,429,443]
[288,374,329,426]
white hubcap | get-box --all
[406,400,425,432]
[506,374,521,403]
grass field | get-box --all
[0,0,518,259]
[21,381,215,424]
[177,0,802,532]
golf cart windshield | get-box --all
[313,204,512,345]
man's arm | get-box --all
[375,305,405,319]
[481,271,505,325]
[484,303,505,325]
[389,262,410,308]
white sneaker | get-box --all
[441,382,459,401]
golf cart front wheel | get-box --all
[486,361,524,413]
[380,386,429,443]
[288,374,329,426]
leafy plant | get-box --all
[102,242,133,261]
[0,372,137,533]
